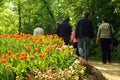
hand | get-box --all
[96,38,99,44]
[90,39,93,42]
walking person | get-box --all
[96,18,114,64]
[55,17,72,45]
[33,23,44,36]
[70,28,80,56]
[75,11,94,61]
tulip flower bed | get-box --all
[0,33,91,80]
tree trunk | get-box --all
[42,0,54,20]
[18,0,21,34]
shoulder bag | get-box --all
[110,25,118,47]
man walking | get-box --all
[75,11,94,61]
[55,17,72,45]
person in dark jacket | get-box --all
[55,17,72,45]
[75,11,94,61]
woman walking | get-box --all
[96,18,114,64]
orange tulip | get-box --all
[39,54,45,58]
[30,56,34,60]
[34,48,39,53]
[25,46,30,51]
[59,38,63,41]
[20,56,23,60]
[68,50,73,55]
[60,41,64,45]
[49,35,53,38]
[20,53,28,60]
[61,47,65,51]
[6,65,11,70]
[53,44,57,49]
[1,54,6,59]
[36,40,39,44]
[16,53,19,57]
[53,34,59,39]
[44,42,49,45]
[39,42,43,45]
[23,39,27,43]
[1,59,6,64]
[8,51,12,55]
[29,43,33,47]
[57,45,61,48]
[45,49,50,53]
[23,53,27,59]
[8,56,12,60]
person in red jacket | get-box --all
[70,28,83,56]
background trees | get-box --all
[0,0,120,62]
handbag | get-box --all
[110,25,118,47]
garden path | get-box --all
[90,61,120,80]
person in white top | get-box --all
[96,18,114,64]
[33,23,44,36]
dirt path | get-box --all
[90,61,120,80]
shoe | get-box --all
[103,62,106,64]
[108,60,111,63]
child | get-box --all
[70,30,82,56]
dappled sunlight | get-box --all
[90,61,120,80]
[95,66,108,70]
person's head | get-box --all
[102,18,108,23]
[82,11,89,18]
[35,23,40,28]
[63,17,70,23]
[56,21,60,27]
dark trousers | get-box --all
[73,42,80,56]
[63,37,70,45]
[100,38,111,63]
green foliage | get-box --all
[90,43,102,61]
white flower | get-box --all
[71,70,75,74]
[63,45,68,48]
[74,59,80,64]
[80,69,84,75]
[38,71,41,75]
[69,45,73,48]
[69,66,73,70]
[56,48,61,50]
[74,76,79,80]
[16,76,19,80]
[45,75,48,78]
[42,74,45,77]
[35,76,38,79]
[62,78,66,80]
